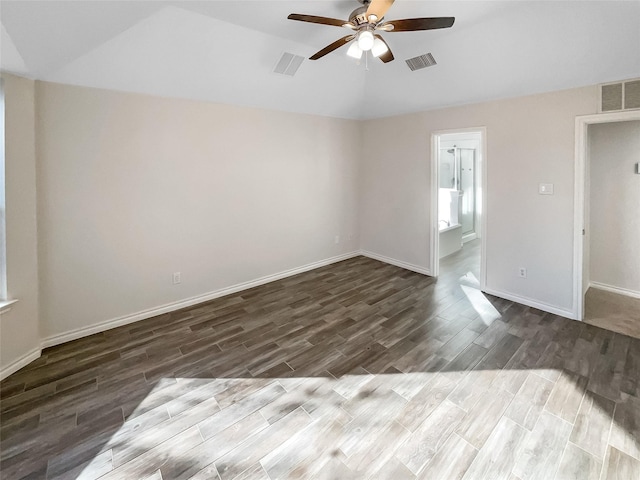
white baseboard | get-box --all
[41,252,360,349]
[360,250,432,276]
[462,232,478,244]
[1,347,41,381]
[589,282,640,300]
[482,287,577,320]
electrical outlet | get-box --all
[518,268,527,278]
[172,272,181,284]
[538,183,554,195]
[334,235,340,244]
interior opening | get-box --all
[582,119,640,338]
[436,131,482,262]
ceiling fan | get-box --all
[287,0,455,63]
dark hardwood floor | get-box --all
[1,242,639,479]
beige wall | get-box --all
[0,73,41,376]
[588,120,640,294]
[0,77,612,376]
[359,87,599,315]
[36,82,360,342]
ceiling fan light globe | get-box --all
[371,37,389,58]
[357,30,374,51]
[347,42,363,59]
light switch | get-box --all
[539,183,554,195]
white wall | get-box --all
[0,73,41,377]
[360,86,599,315]
[588,120,640,294]
[36,81,360,342]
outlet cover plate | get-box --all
[539,183,554,195]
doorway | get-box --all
[574,110,640,336]
[431,128,487,288]
[439,145,477,243]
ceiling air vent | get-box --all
[599,78,640,112]
[406,53,436,71]
[273,52,304,76]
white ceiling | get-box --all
[1,1,639,119]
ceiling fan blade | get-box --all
[374,35,394,63]
[383,17,455,32]
[366,0,395,22]
[310,35,355,60]
[288,14,351,28]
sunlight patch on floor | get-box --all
[75,367,638,480]
[459,270,480,288]
[461,284,501,325]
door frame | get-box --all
[573,109,640,320]
[430,126,487,288]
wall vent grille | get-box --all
[624,80,640,110]
[599,78,640,112]
[406,53,436,71]
[273,52,304,76]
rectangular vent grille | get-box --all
[602,83,623,111]
[273,52,304,76]
[624,80,640,109]
[599,78,640,112]
[406,53,436,71]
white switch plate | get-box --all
[539,183,554,195]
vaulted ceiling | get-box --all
[2,1,639,119]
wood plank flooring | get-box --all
[585,287,640,340]
[1,241,639,479]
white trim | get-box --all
[480,128,488,291]
[41,252,359,348]
[589,282,640,300]
[430,127,487,290]
[0,346,41,381]
[0,299,18,314]
[360,250,432,276]
[483,287,575,320]
[573,109,640,321]
[430,132,440,278]
[462,232,477,244]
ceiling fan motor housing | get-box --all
[349,6,371,27]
